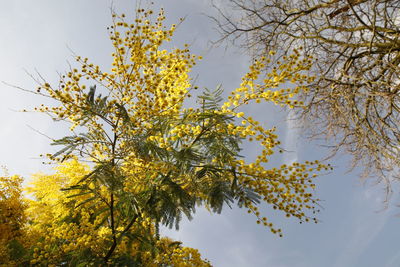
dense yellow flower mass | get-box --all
[23,160,211,266]
[0,8,330,266]
[0,173,28,266]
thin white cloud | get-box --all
[333,186,398,267]
[283,109,299,165]
[386,249,400,267]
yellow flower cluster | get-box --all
[25,160,211,265]
[218,51,330,234]
[26,160,107,264]
[222,49,315,111]
[147,238,212,267]
[0,174,28,265]
[35,9,197,140]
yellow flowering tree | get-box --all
[2,7,329,266]
[0,172,29,266]
[24,159,211,266]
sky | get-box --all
[1,1,400,266]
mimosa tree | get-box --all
[1,7,329,266]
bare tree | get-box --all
[214,0,400,192]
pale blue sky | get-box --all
[1,1,399,266]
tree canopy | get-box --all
[0,7,328,266]
[214,0,400,188]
